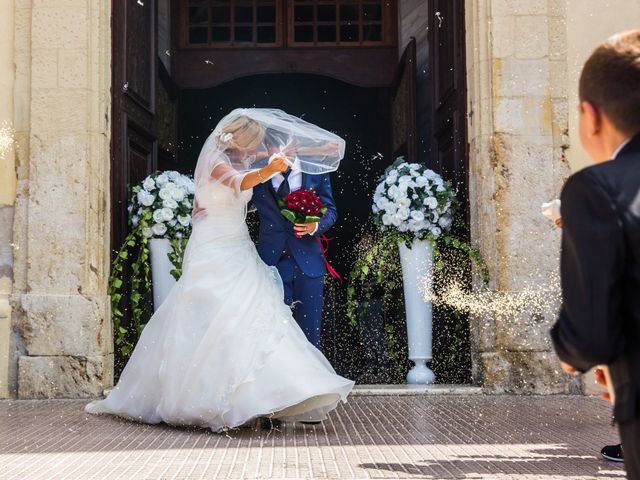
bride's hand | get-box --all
[265,155,290,175]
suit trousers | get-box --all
[620,416,640,480]
[276,252,324,349]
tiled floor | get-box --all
[0,395,626,479]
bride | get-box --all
[86,109,354,432]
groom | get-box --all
[252,158,337,349]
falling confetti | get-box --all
[0,121,15,158]
[435,11,443,28]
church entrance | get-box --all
[110,0,470,383]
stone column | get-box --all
[0,0,16,399]
[464,0,574,393]
[11,0,113,398]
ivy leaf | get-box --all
[280,209,297,224]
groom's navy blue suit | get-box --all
[252,172,337,348]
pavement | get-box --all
[0,394,626,479]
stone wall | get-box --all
[0,0,17,398]
[5,0,113,398]
[464,0,576,393]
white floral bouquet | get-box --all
[129,170,196,239]
[372,157,457,240]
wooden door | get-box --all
[111,0,158,254]
[389,38,418,162]
[428,0,468,220]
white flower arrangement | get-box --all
[372,157,457,240]
[130,170,196,239]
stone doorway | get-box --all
[109,0,473,384]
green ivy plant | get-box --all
[109,170,195,362]
[346,228,489,329]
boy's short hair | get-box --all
[579,30,640,136]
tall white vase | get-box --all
[149,238,177,311]
[398,239,436,384]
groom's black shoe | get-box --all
[259,417,282,430]
[601,444,624,462]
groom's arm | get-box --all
[550,169,626,373]
[314,174,337,237]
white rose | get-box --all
[398,223,409,232]
[416,176,429,187]
[430,226,442,237]
[175,232,183,239]
[161,207,174,221]
[425,170,437,180]
[142,227,153,238]
[142,177,156,191]
[156,174,169,186]
[397,162,408,169]
[385,175,398,186]
[408,219,424,232]
[153,209,165,223]
[424,197,438,210]
[410,210,425,222]
[187,181,196,194]
[168,171,180,180]
[137,190,155,207]
[372,204,380,214]
[152,223,167,236]
[398,175,412,184]
[434,177,444,186]
[168,219,177,227]
[439,216,453,229]
[397,207,410,220]
[387,185,401,200]
[375,196,388,209]
[409,163,421,170]
[384,204,397,215]
[375,182,386,195]
[159,188,172,200]
[163,198,178,209]
[436,185,446,192]
[131,215,139,226]
[381,214,391,225]
[178,215,191,227]
[171,188,186,202]
[397,197,411,208]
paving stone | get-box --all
[0,395,625,479]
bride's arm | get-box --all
[211,156,290,191]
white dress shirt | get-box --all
[612,138,631,159]
[271,168,302,192]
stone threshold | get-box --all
[352,384,483,396]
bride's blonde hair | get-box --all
[219,116,265,151]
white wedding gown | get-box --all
[86,180,354,431]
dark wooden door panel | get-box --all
[389,38,418,162]
[429,0,468,217]
[112,0,158,254]
[123,0,157,113]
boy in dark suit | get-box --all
[551,30,640,479]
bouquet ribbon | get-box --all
[316,235,342,282]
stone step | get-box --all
[352,384,483,396]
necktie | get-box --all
[277,170,292,198]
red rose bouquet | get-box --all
[278,188,328,224]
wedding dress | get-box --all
[85,176,354,431]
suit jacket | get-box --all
[551,135,640,422]
[251,172,337,278]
